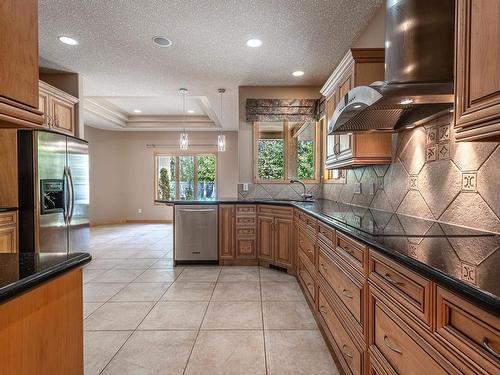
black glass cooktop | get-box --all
[314,202,494,238]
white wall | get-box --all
[85,126,238,225]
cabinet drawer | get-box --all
[298,211,318,232]
[369,251,432,327]
[298,227,316,267]
[319,248,363,326]
[372,300,448,375]
[236,205,256,214]
[336,232,367,274]
[0,212,17,227]
[236,227,256,236]
[258,205,293,218]
[319,290,363,375]
[236,216,256,226]
[435,287,500,373]
[298,255,316,305]
[318,222,334,248]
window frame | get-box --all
[253,121,320,184]
[154,152,218,201]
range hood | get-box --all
[329,0,455,134]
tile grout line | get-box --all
[259,267,269,375]
[181,267,221,375]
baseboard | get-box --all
[125,219,173,224]
[89,220,126,227]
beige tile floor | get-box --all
[84,223,340,375]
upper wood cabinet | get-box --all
[321,49,392,170]
[0,0,43,128]
[454,0,500,141]
[39,81,78,136]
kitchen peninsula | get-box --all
[160,198,500,374]
[0,252,91,374]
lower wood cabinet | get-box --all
[257,215,274,261]
[0,211,18,253]
[218,205,235,260]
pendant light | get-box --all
[217,88,226,152]
[179,88,189,150]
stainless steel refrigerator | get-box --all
[18,130,89,253]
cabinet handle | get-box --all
[307,248,313,254]
[342,345,353,359]
[342,245,354,255]
[306,283,313,289]
[384,273,405,287]
[383,334,402,354]
[320,263,327,273]
[483,337,500,360]
[341,289,353,299]
[319,305,328,314]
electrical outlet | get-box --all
[354,182,362,194]
[243,183,249,192]
[369,182,377,195]
[138,208,142,214]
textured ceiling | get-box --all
[38,0,383,129]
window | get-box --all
[155,154,216,201]
[254,121,319,183]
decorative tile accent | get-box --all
[408,242,418,258]
[409,175,418,190]
[438,124,450,142]
[438,142,450,160]
[462,172,477,192]
[376,176,384,191]
[426,127,437,145]
[460,261,477,285]
[426,146,437,162]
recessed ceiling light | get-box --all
[292,70,305,77]
[58,36,78,45]
[152,36,172,47]
[133,109,142,113]
[187,110,195,114]
[353,104,362,109]
[246,38,262,48]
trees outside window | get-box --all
[254,121,319,183]
[155,154,216,201]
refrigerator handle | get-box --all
[63,166,70,224]
[67,166,75,223]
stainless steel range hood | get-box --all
[329,0,455,134]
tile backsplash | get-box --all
[322,116,500,234]
[238,182,321,201]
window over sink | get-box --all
[154,154,217,201]
[253,121,320,183]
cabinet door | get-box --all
[455,0,500,140]
[0,0,39,108]
[335,72,354,160]
[274,217,293,268]
[0,226,17,253]
[219,205,235,259]
[257,216,274,261]
[51,97,75,135]
[236,238,256,259]
[38,91,49,128]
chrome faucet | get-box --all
[290,179,314,201]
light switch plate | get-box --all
[243,183,249,192]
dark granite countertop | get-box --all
[157,198,500,315]
[0,252,91,303]
[0,207,18,212]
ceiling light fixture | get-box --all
[179,88,189,150]
[153,36,173,47]
[58,36,78,45]
[292,70,304,77]
[187,109,195,114]
[246,38,262,48]
[217,88,226,152]
[133,109,142,113]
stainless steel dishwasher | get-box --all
[174,205,218,264]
